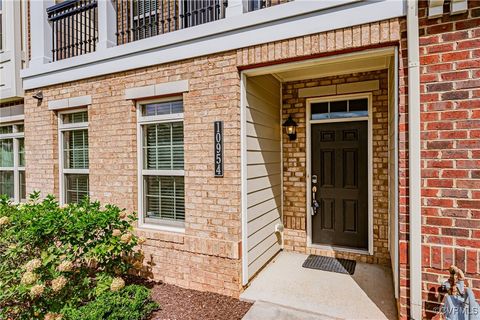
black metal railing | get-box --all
[115,0,227,45]
[247,0,292,12]
[47,0,98,61]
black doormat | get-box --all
[302,255,356,275]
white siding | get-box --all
[245,75,282,280]
[388,59,398,297]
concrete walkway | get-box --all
[243,300,342,320]
[241,252,397,320]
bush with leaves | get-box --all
[0,192,150,319]
[60,284,158,320]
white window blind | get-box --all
[59,110,89,204]
[64,129,89,169]
[65,174,89,204]
[143,122,184,170]
[138,99,185,230]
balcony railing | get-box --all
[44,0,292,62]
[247,0,293,12]
[47,0,98,62]
[115,0,228,45]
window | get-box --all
[59,110,89,204]
[0,123,26,202]
[137,99,185,230]
[311,98,368,120]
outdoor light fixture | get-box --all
[32,91,43,101]
[282,115,298,141]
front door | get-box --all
[311,121,368,249]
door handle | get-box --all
[311,185,319,216]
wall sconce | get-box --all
[282,115,298,141]
[32,91,43,101]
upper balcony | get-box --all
[21,0,406,90]
[0,0,27,102]
[47,0,292,62]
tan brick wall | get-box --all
[236,19,401,67]
[24,52,243,297]
[23,16,403,298]
[281,70,391,265]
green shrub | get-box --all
[0,192,147,319]
[61,285,159,320]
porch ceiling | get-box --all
[243,47,394,82]
[273,55,390,82]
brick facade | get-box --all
[417,1,480,318]
[20,3,480,317]
[24,52,244,297]
[24,17,403,300]
[281,70,391,266]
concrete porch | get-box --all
[241,252,397,320]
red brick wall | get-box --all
[418,1,480,318]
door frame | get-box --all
[306,92,373,255]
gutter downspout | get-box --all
[407,0,422,319]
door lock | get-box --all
[311,183,319,216]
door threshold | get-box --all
[308,243,372,256]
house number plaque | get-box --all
[214,121,224,177]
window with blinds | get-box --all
[0,171,13,199]
[0,139,13,167]
[143,122,184,170]
[138,99,185,228]
[63,130,89,169]
[65,174,89,204]
[132,0,157,41]
[0,123,25,201]
[59,110,89,204]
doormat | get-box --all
[302,255,356,275]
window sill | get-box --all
[137,222,186,234]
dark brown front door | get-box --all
[311,121,368,249]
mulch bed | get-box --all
[149,282,252,320]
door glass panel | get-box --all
[311,102,329,120]
[311,98,368,120]
[330,100,347,113]
[348,99,368,117]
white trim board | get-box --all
[306,93,374,255]
[240,73,249,285]
[299,80,380,98]
[21,0,405,89]
[48,95,92,111]
[125,80,189,100]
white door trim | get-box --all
[240,72,249,286]
[306,92,374,255]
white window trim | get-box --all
[58,108,89,205]
[0,122,25,203]
[306,92,374,256]
[136,97,185,233]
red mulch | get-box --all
[149,282,252,320]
